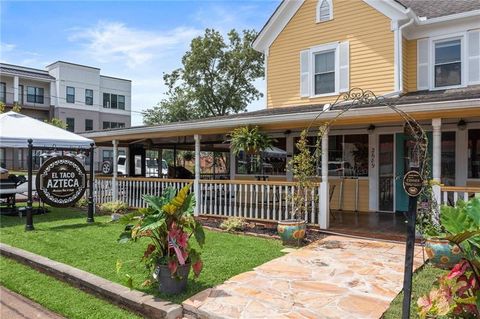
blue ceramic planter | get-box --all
[277,220,306,245]
[425,238,464,269]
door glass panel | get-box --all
[379,134,394,212]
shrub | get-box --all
[220,217,246,232]
[75,197,89,208]
[100,201,128,215]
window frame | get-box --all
[316,0,333,23]
[66,86,75,103]
[309,42,340,98]
[118,95,125,110]
[0,82,6,103]
[85,119,93,131]
[85,89,93,106]
[26,86,44,104]
[66,117,75,132]
[430,34,466,91]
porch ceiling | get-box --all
[84,98,480,146]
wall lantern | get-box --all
[367,124,376,133]
[457,119,467,131]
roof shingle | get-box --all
[397,0,480,19]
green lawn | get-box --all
[0,207,284,304]
[382,264,447,319]
[0,256,141,319]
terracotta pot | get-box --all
[156,263,191,294]
[277,219,306,245]
[425,238,464,269]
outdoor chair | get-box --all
[329,184,337,221]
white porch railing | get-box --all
[94,177,320,224]
[440,186,480,206]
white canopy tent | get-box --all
[0,111,93,148]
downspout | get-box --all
[398,12,415,93]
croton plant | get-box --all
[118,184,205,280]
[417,198,480,318]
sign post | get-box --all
[25,139,34,231]
[401,169,424,319]
[87,143,95,223]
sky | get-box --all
[0,0,280,125]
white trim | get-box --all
[83,99,480,140]
[418,10,480,25]
[316,0,333,23]
[404,17,480,40]
[429,33,467,90]
[252,0,305,52]
[264,49,269,107]
[362,0,408,20]
[308,42,340,98]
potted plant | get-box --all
[118,184,205,294]
[417,198,480,318]
[229,125,274,175]
[278,129,319,245]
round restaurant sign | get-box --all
[36,156,87,207]
[403,170,424,197]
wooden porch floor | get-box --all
[328,211,408,241]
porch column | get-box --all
[112,139,118,201]
[158,149,163,177]
[286,135,294,182]
[229,144,236,180]
[456,127,468,187]
[432,118,442,205]
[194,134,201,216]
[319,129,329,229]
[13,76,19,103]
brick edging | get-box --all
[0,243,183,319]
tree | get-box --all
[143,29,264,125]
[0,102,5,113]
[45,117,67,129]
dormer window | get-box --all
[317,0,333,23]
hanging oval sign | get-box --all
[36,156,87,207]
[403,170,424,197]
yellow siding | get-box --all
[267,0,395,108]
[404,38,417,92]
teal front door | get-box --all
[395,132,433,212]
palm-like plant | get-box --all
[118,184,205,279]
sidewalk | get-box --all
[0,286,65,319]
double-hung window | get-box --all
[118,95,125,110]
[434,39,461,88]
[103,93,110,108]
[85,89,93,105]
[27,86,44,104]
[66,86,75,103]
[314,51,335,95]
[300,42,349,98]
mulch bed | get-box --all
[198,216,326,244]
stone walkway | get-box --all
[184,235,424,319]
[0,286,65,319]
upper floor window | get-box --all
[314,50,335,94]
[0,82,5,103]
[103,93,125,109]
[317,0,333,23]
[27,86,44,104]
[66,86,75,103]
[85,89,93,106]
[300,41,349,98]
[434,39,461,88]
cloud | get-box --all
[0,42,16,53]
[68,21,202,68]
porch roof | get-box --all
[83,87,480,146]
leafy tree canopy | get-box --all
[143,28,264,125]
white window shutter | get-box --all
[417,38,429,90]
[467,30,480,85]
[300,50,310,97]
[338,41,349,92]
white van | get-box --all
[102,155,168,177]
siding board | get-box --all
[268,0,395,108]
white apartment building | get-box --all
[0,61,131,171]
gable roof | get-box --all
[396,0,480,19]
[253,0,480,52]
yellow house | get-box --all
[84,0,480,236]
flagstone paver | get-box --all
[183,235,424,319]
